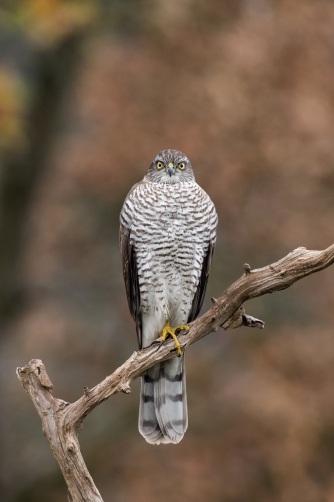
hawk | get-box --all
[120,149,218,444]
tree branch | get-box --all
[17,245,334,501]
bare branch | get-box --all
[17,360,103,502]
[17,245,334,501]
[242,313,265,329]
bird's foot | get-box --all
[158,320,189,356]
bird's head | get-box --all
[145,149,195,184]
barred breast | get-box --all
[121,180,217,337]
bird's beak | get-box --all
[167,162,175,177]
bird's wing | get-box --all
[187,239,216,323]
[119,223,142,348]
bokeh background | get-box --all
[1,1,334,501]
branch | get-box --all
[17,245,334,501]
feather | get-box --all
[119,223,142,348]
[139,357,187,445]
[188,240,216,323]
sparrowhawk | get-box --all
[120,149,218,444]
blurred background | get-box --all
[1,1,334,501]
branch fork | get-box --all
[17,245,334,502]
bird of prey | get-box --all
[120,149,218,444]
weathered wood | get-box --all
[17,360,102,502]
[17,245,334,501]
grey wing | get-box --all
[187,240,215,323]
[119,224,142,348]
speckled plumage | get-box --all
[120,150,217,444]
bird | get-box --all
[120,149,218,444]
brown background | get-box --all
[1,1,334,501]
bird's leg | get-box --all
[158,320,189,356]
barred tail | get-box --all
[139,355,187,445]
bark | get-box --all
[17,245,334,501]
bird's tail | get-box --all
[139,355,187,444]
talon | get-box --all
[156,340,164,352]
[175,325,189,333]
[159,321,188,356]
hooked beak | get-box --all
[167,162,175,177]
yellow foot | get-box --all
[160,321,189,356]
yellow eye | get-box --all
[178,162,186,170]
[156,161,164,170]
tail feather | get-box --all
[139,355,187,445]
[139,367,164,443]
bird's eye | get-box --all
[178,162,186,170]
[156,161,164,170]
